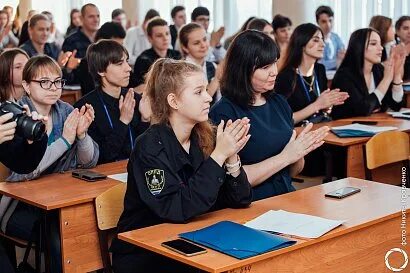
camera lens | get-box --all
[16,116,46,141]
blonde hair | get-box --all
[145,58,215,157]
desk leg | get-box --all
[225,215,405,273]
[60,202,103,273]
[41,212,51,273]
[346,144,365,179]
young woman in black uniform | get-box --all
[331,28,405,119]
[111,58,253,273]
[275,23,349,125]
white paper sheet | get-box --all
[108,173,128,183]
[331,123,397,133]
[387,108,410,118]
[245,210,346,239]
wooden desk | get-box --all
[61,88,81,105]
[306,114,410,181]
[119,178,409,273]
[0,161,126,273]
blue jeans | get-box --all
[5,202,61,273]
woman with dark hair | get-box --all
[66,9,81,37]
[223,16,255,49]
[272,14,292,70]
[395,16,410,82]
[369,15,396,61]
[247,18,275,41]
[0,48,29,102]
[210,30,328,200]
[111,59,252,273]
[276,23,348,125]
[331,28,405,119]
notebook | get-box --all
[245,210,346,239]
[179,221,296,260]
[331,123,397,137]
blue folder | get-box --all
[331,129,376,138]
[179,221,296,259]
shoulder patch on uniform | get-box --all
[145,169,165,195]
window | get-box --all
[310,0,410,44]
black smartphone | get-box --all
[161,239,207,256]
[72,170,107,182]
[351,121,378,125]
[325,187,361,199]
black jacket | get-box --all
[331,64,403,119]
[276,63,328,113]
[111,124,252,254]
[74,88,149,164]
[0,134,47,174]
[131,48,181,87]
[170,24,178,49]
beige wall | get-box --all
[18,0,32,20]
[122,0,138,26]
[272,0,312,27]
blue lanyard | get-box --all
[298,69,320,103]
[97,92,135,150]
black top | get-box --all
[76,57,95,96]
[65,25,78,37]
[20,40,60,61]
[61,28,93,85]
[131,48,181,87]
[62,28,92,59]
[18,21,29,47]
[0,134,47,174]
[74,88,149,164]
[210,94,295,201]
[169,24,178,49]
[111,123,252,254]
[404,55,410,82]
[331,64,403,119]
[275,63,328,116]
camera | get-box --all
[0,101,46,141]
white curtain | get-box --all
[309,0,410,44]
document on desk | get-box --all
[107,173,128,183]
[387,108,410,119]
[245,210,346,239]
[331,124,397,137]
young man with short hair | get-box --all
[125,9,159,66]
[315,5,345,71]
[74,40,150,164]
[131,17,181,93]
[191,6,225,63]
[112,8,127,30]
[77,21,126,95]
[170,5,186,49]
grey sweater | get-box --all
[0,96,100,231]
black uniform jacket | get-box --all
[74,88,149,164]
[331,64,403,119]
[111,123,252,254]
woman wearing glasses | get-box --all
[3,55,99,273]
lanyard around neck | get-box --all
[297,67,320,103]
[97,92,135,151]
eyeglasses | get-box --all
[31,79,66,90]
